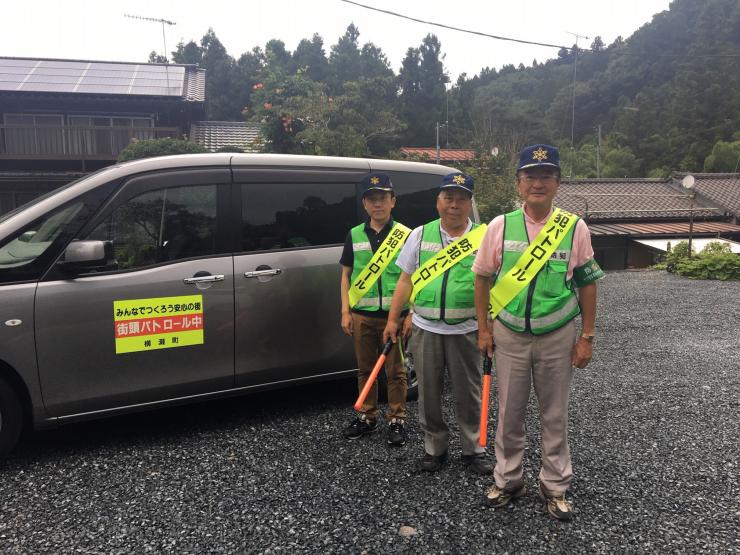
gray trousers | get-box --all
[493,319,576,492]
[410,325,484,457]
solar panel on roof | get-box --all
[41,60,88,67]
[76,84,128,94]
[27,73,79,84]
[86,69,132,78]
[25,82,77,92]
[0,58,192,97]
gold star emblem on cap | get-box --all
[370,176,380,185]
[453,174,466,185]
[532,147,548,162]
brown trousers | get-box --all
[352,313,407,421]
[493,319,576,492]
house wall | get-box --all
[627,243,661,268]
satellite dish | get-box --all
[682,175,695,190]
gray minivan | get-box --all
[0,153,466,455]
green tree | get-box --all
[328,23,362,94]
[148,51,168,63]
[602,145,640,177]
[399,34,449,146]
[172,40,203,65]
[294,34,330,83]
[703,140,740,172]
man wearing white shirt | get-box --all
[383,172,492,474]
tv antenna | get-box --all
[124,14,177,92]
[566,31,589,177]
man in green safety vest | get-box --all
[340,173,412,446]
[473,144,605,521]
[383,172,494,475]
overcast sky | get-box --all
[3,0,671,80]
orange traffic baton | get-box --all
[478,355,493,447]
[354,339,394,411]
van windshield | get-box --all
[0,203,84,269]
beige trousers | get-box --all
[493,319,576,492]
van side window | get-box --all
[241,183,356,252]
[86,184,218,271]
[383,171,441,228]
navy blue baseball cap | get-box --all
[360,173,394,196]
[440,172,474,195]
[517,144,560,171]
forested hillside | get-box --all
[155,0,740,177]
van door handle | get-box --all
[183,274,225,284]
[244,268,282,278]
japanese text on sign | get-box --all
[113,295,204,354]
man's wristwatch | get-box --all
[580,332,595,343]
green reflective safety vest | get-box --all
[414,219,480,324]
[496,209,581,335]
[350,223,404,312]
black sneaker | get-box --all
[538,482,574,521]
[419,451,448,472]
[342,416,378,440]
[387,418,407,447]
[461,452,494,475]
[484,482,527,508]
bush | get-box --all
[117,138,207,162]
[661,240,739,279]
[664,240,693,272]
[675,254,740,281]
[700,240,732,256]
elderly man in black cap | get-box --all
[383,172,493,475]
[473,144,604,520]
[340,173,412,447]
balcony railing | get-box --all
[0,124,181,159]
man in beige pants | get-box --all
[473,144,604,521]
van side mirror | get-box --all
[59,240,113,272]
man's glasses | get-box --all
[521,174,558,185]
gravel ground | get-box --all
[1,270,738,554]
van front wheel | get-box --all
[0,376,23,456]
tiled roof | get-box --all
[672,173,740,216]
[557,178,721,220]
[189,121,262,152]
[0,57,205,102]
[399,147,476,162]
[587,221,740,237]
[182,66,206,102]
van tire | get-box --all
[0,376,23,456]
[378,353,418,402]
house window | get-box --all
[3,114,65,155]
[68,116,154,156]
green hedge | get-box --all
[662,241,740,280]
[674,253,740,280]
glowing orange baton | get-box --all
[478,355,493,447]
[354,340,394,411]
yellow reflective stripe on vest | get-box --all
[348,223,412,308]
[488,208,578,319]
[409,223,487,304]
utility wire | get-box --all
[340,0,575,50]
[340,0,740,58]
